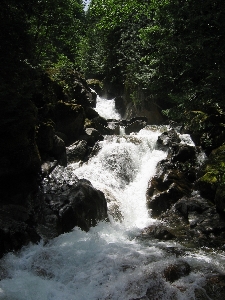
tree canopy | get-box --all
[83,0,225,120]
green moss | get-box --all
[201,171,218,184]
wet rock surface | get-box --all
[195,274,225,300]
[125,117,147,135]
[38,166,108,240]
[0,73,108,257]
[146,128,225,249]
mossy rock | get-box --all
[197,145,225,201]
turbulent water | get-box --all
[0,97,225,300]
[94,96,121,120]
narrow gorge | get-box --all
[0,95,225,300]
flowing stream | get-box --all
[0,97,225,299]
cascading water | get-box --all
[0,96,225,300]
[94,96,121,120]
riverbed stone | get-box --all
[147,169,193,218]
[125,119,147,135]
[163,260,191,282]
[66,140,88,163]
[39,166,108,238]
[156,129,181,150]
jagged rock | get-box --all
[69,78,97,108]
[158,193,225,248]
[147,129,199,218]
[147,169,192,217]
[141,224,175,240]
[78,128,104,149]
[41,160,58,176]
[85,115,111,135]
[156,129,181,150]
[66,140,88,163]
[125,119,147,135]
[58,179,108,232]
[51,135,67,166]
[174,195,212,219]
[39,166,108,239]
[169,144,196,163]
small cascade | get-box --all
[0,97,225,300]
[94,95,121,120]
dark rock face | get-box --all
[146,128,225,249]
[86,116,111,135]
[147,165,193,218]
[163,260,191,283]
[66,140,88,163]
[39,166,108,239]
[0,179,43,258]
[54,101,85,145]
[115,96,126,117]
[0,72,103,257]
[125,118,147,135]
[0,97,42,258]
[156,129,181,150]
[67,76,97,108]
[141,223,176,240]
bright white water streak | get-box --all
[94,96,121,120]
[0,100,225,299]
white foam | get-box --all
[94,96,121,120]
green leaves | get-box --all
[28,0,85,67]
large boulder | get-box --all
[39,166,108,239]
[147,129,198,218]
[125,118,147,135]
[147,168,193,218]
[68,77,97,108]
[66,140,88,163]
[156,129,181,150]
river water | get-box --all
[0,97,225,299]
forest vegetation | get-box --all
[1,0,225,151]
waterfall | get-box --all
[0,97,225,300]
[94,96,121,120]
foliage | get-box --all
[84,0,225,124]
[28,0,85,67]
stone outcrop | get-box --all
[145,128,225,249]
[39,166,108,239]
[0,71,106,258]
